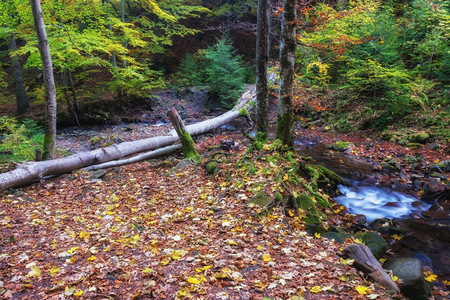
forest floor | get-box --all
[1,89,449,299]
[0,134,408,300]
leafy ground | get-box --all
[0,135,407,300]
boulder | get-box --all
[410,132,429,144]
[355,231,388,259]
[383,258,430,300]
[330,141,350,152]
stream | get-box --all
[294,137,450,280]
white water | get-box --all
[335,180,431,221]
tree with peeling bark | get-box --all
[30,0,57,160]
[255,0,270,136]
[275,0,296,149]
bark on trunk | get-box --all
[9,34,29,115]
[167,109,201,162]
[275,0,296,148]
[30,0,57,160]
[255,0,270,135]
[0,85,259,192]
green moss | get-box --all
[180,130,201,162]
[314,165,348,186]
[410,132,429,144]
[239,107,250,118]
[206,161,218,174]
[331,141,349,151]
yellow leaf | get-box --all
[424,271,437,282]
[49,265,61,276]
[356,286,371,295]
[391,234,402,240]
[257,245,264,250]
[187,276,202,284]
[283,173,289,181]
[130,234,140,244]
[314,232,321,238]
[69,257,78,263]
[310,286,322,293]
[177,287,190,296]
[67,247,79,254]
[161,257,171,265]
[172,250,187,260]
[391,275,399,281]
[74,290,84,297]
[227,240,238,246]
[87,256,97,263]
[442,280,450,285]
[27,266,41,278]
[79,231,90,239]
[142,267,153,274]
[195,265,211,273]
[262,254,271,262]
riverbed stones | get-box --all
[355,231,388,259]
[383,258,430,300]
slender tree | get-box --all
[9,33,29,115]
[255,0,270,136]
[275,0,296,148]
[30,0,57,160]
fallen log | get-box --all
[343,243,400,293]
[0,84,260,192]
[83,144,182,171]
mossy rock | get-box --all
[330,141,350,152]
[355,231,387,259]
[410,132,429,144]
[90,136,103,146]
[383,258,430,300]
[205,161,218,174]
[322,232,351,244]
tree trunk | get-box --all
[275,0,296,149]
[0,85,260,192]
[9,33,29,115]
[30,0,57,160]
[121,0,127,68]
[167,109,201,162]
[255,0,270,136]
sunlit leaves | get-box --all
[49,265,61,276]
[424,271,438,282]
[356,285,371,295]
[26,265,41,278]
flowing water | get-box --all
[335,179,430,221]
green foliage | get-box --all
[297,0,449,129]
[173,38,247,109]
[0,117,43,162]
[203,38,246,109]
[174,53,206,86]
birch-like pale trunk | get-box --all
[0,86,258,192]
[275,0,296,148]
[30,0,57,160]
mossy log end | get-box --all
[167,108,201,162]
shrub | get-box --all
[0,117,44,162]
